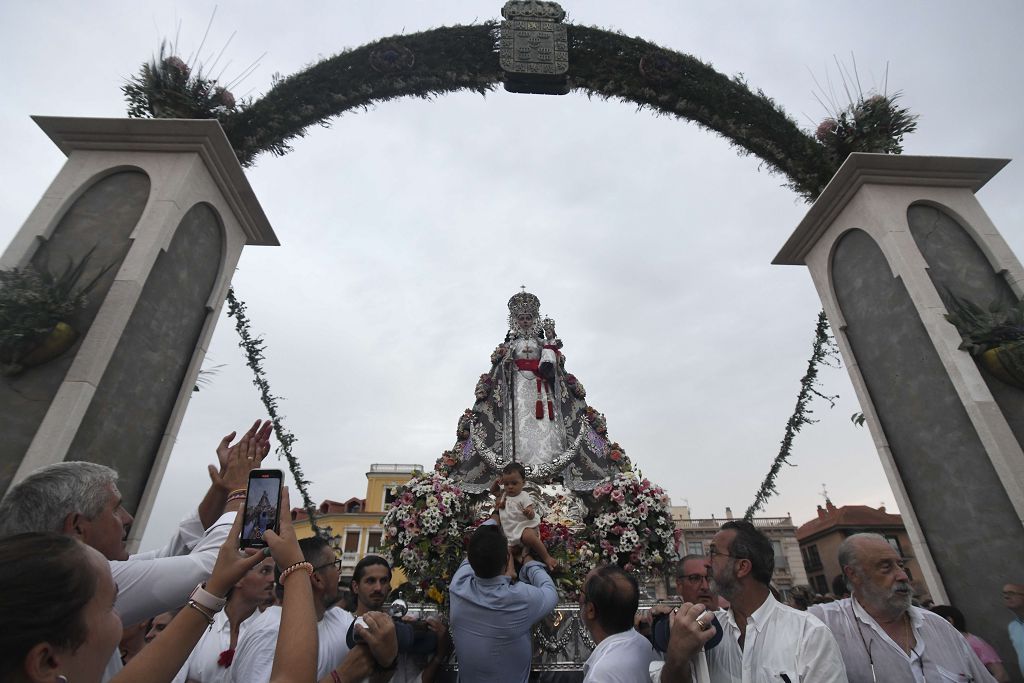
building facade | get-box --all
[292,463,421,586]
[795,500,929,599]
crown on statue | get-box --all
[508,289,541,318]
[501,0,566,22]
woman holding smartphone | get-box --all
[0,446,317,683]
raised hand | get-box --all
[204,505,270,597]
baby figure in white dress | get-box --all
[491,462,559,572]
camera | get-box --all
[346,600,438,655]
[651,610,723,653]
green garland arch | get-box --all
[216,23,835,199]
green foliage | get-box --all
[942,290,1024,355]
[814,93,918,167]
[0,248,110,366]
[225,287,321,532]
[745,311,839,520]
[123,41,242,121]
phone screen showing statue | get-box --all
[241,469,283,548]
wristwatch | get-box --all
[189,583,228,613]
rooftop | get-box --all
[796,501,904,541]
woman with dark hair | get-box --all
[0,487,317,683]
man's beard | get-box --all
[857,574,912,615]
[710,561,738,602]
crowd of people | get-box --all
[1,422,1022,683]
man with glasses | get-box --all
[1002,583,1024,678]
[705,520,846,682]
[676,554,720,611]
[232,537,398,682]
[809,533,993,682]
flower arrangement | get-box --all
[123,42,242,121]
[564,373,586,399]
[588,472,681,573]
[380,472,475,604]
[537,520,598,599]
[814,92,917,165]
[0,248,111,376]
[943,291,1024,388]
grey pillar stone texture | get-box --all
[0,117,277,550]
[776,153,1024,678]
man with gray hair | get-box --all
[809,533,994,682]
[0,420,271,681]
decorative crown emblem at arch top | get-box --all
[499,0,569,94]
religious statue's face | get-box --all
[515,312,534,331]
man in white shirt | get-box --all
[173,556,276,682]
[809,533,994,682]
[704,520,847,683]
[581,564,656,682]
[231,536,398,683]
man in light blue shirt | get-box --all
[449,520,558,682]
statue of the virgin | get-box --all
[437,289,624,494]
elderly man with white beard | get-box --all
[809,533,994,682]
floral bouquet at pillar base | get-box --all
[589,472,681,574]
[381,472,473,606]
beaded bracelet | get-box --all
[226,492,247,503]
[278,561,313,583]
[187,599,216,624]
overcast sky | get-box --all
[1,2,1022,551]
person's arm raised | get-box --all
[262,487,319,683]
[112,508,267,683]
[198,420,272,527]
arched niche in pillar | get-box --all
[0,169,147,492]
[906,202,1024,445]
[830,226,1024,619]
[65,201,224,510]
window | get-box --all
[771,540,788,571]
[384,487,398,505]
[687,541,704,556]
[367,531,382,554]
[803,544,822,570]
[344,531,360,553]
[812,574,829,595]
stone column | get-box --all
[0,117,277,549]
[776,153,1024,673]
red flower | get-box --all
[609,450,622,462]
[218,649,235,667]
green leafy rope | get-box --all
[225,286,322,534]
[745,310,840,520]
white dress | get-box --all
[509,336,564,467]
[500,491,540,545]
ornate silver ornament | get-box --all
[499,0,569,95]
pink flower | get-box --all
[610,490,625,504]
[611,525,624,535]
[816,118,837,142]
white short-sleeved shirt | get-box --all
[230,606,353,683]
[584,628,656,682]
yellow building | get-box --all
[292,463,421,586]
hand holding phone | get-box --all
[240,469,283,549]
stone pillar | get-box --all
[0,117,277,549]
[776,153,1024,674]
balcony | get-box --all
[370,463,423,473]
[675,517,794,530]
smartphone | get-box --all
[240,469,283,549]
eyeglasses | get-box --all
[708,547,740,561]
[1003,591,1024,598]
[678,573,710,585]
[313,558,343,572]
